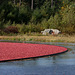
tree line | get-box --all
[0,0,75,35]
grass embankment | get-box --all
[0,34,75,43]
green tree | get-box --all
[0,9,5,29]
[40,0,51,19]
[18,5,31,24]
[60,2,75,34]
[31,8,42,24]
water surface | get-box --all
[0,42,75,75]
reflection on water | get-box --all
[0,42,75,75]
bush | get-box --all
[47,13,61,29]
[4,26,19,33]
[41,19,49,29]
[17,23,44,34]
[25,24,43,33]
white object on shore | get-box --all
[41,29,61,35]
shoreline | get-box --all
[0,35,75,43]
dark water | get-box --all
[0,42,75,75]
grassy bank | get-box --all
[0,34,75,43]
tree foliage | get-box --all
[0,0,75,34]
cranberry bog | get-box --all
[0,42,68,62]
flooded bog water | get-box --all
[0,42,75,75]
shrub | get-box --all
[48,16,55,28]
[17,24,26,34]
[4,26,19,33]
[41,19,49,29]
